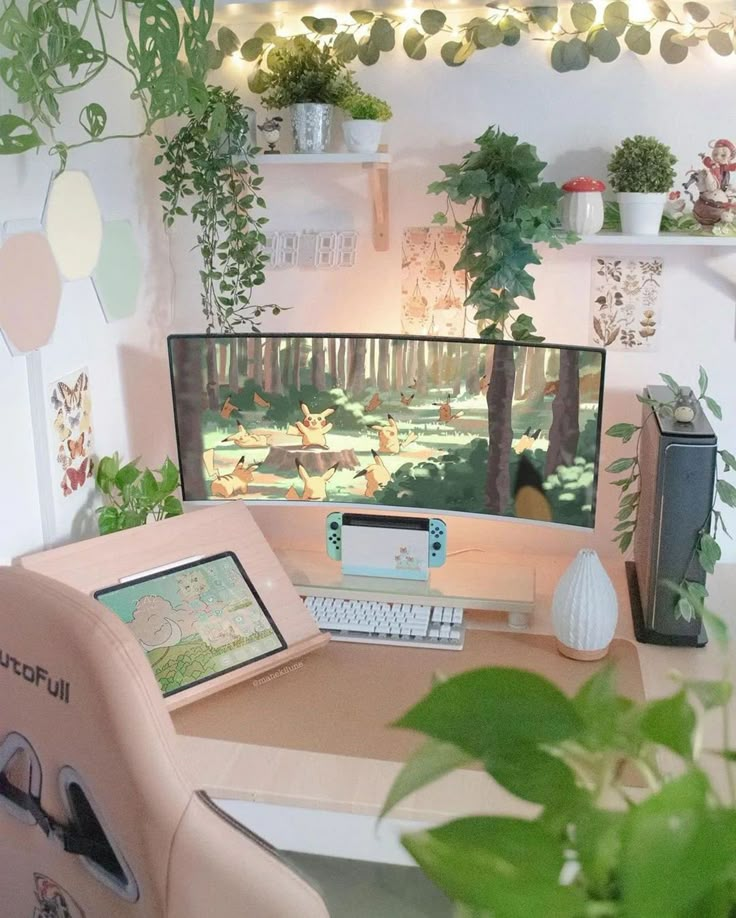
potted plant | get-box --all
[608,135,677,235]
[260,36,353,153]
[340,90,392,154]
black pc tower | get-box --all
[626,385,717,646]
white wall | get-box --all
[0,24,173,563]
[2,13,735,565]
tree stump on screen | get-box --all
[263,445,360,474]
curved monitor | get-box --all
[168,333,605,529]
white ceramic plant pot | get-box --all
[342,119,383,154]
[552,549,618,660]
[617,192,666,235]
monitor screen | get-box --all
[168,334,605,529]
[94,552,286,697]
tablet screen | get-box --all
[94,552,286,697]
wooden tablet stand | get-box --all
[18,503,329,710]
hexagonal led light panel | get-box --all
[92,220,143,322]
[44,170,103,280]
[0,232,61,353]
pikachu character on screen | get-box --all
[287,402,335,449]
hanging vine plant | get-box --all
[156,86,277,333]
[230,1,735,83]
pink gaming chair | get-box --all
[0,565,329,918]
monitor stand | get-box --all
[279,548,535,630]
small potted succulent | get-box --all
[260,36,353,154]
[608,135,677,235]
[340,90,392,154]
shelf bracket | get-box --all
[364,145,389,252]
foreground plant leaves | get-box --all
[403,816,586,917]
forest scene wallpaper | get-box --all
[169,334,605,529]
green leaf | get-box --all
[370,17,395,51]
[254,22,277,40]
[141,469,158,500]
[159,457,180,494]
[0,114,42,154]
[206,101,226,140]
[551,37,590,71]
[606,422,639,442]
[625,23,652,54]
[621,772,736,918]
[357,37,380,65]
[420,9,447,34]
[402,817,586,917]
[570,1,596,31]
[248,68,271,94]
[639,690,696,759]
[440,40,464,66]
[708,28,733,56]
[217,26,240,55]
[382,739,473,818]
[606,457,635,473]
[0,2,32,51]
[683,1,709,21]
[240,37,263,61]
[717,478,736,508]
[660,27,689,63]
[617,529,633,552]
[659,372,680,394]
[139,0,181,84]
[684,678,732,710]
[703,395,722,420]
[394,666,582,762]
[528,6,559,31]
[333,31,358,62]
[573,665,621,749]
[697,365,708,397]
[403,27,428,59]
[603,1,629,36]
[588,27,621,61]
[649,0,670,17]
[350,9,374,24]
[79,103,107,139]
[473,20,502,48]
[719,449,736,473]
[114,461,142,490]
[97,506,121,536]
[313,17,338,34]
[453,40,476,64]
[162,495,183,517]
[697,531,721,574]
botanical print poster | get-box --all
[401,226,470,336]
[49,368,94,496]
[590,257,663,351]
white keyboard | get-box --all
[303,596,464,650]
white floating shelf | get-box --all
[254,152,391,165]
[576,231,736,247]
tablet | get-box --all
[94,551,286,698]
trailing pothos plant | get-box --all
[427,126,576,342]
[95,453,182,535]
[156,86,278,333]
[606,367,735,622]
[382,595,736,918]
[0,0,231,163]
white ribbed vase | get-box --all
[552,549,618,660]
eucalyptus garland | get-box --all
[606,367,736,622]
[230,1,736,83]
[156,86,277,333]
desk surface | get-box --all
[175,548,736,822]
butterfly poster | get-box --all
[49,367,94,497]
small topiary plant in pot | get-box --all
[259,36,354,153]
[341,90,392,154]
[608,135,677,236]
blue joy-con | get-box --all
[326,511,343,560]
[428,518,447,567]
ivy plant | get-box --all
[427,126,576,342]
[0,0,230,162]
[95,453,183,535]
[382,611,736,917]
[229,2,736,82]
[156,85,277,333]
[606,367,734,621]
